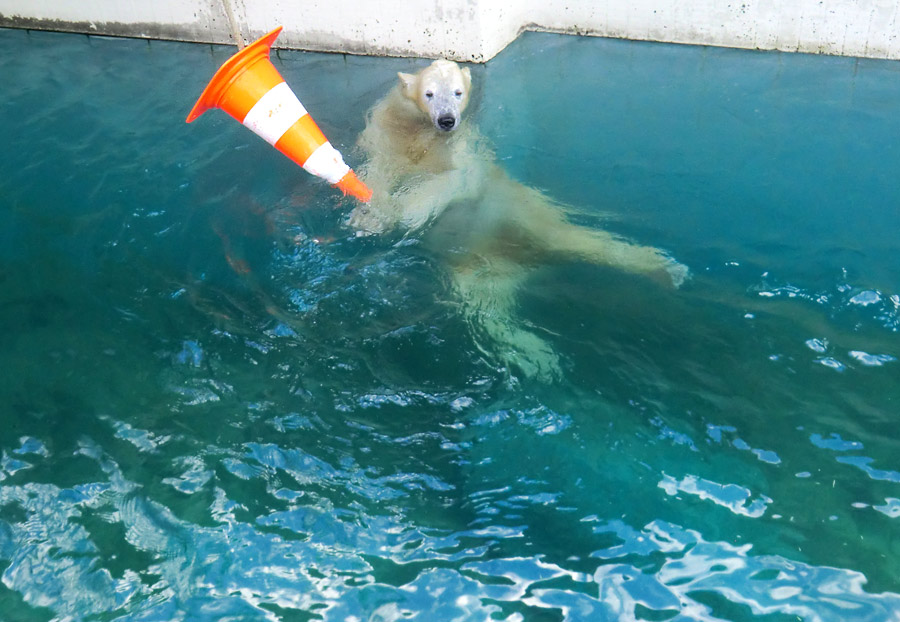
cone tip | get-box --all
[185,102,207,123]
[335,170,373,202]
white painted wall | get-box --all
[1,0,899,61]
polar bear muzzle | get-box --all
[425,89,463,132]
[437,113,457,131]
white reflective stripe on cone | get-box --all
[241,82,308,146]
[303,142,351,184]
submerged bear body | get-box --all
[348,60,688,379]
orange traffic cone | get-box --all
[186,27,372,202]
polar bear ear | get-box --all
[461,66,472,89]
[398,72,417,98]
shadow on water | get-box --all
[1,27,899,621]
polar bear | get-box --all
[348,60,688,379]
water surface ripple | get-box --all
[1,28,899,622]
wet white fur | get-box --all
[349,60,688,379]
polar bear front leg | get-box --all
[481,171,689,287]
[394,165,485,232]
[346,176,456,235]
[517,201,689,287]
[550,226,690,287]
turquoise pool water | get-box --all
[1,27,899,621]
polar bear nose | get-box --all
[437,114,457,131]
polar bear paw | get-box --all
[666,260,691,288]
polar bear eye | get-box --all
[454,90,463,98]
[425,91,434,99]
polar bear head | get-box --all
[398,60,472,133]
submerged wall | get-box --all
[1,0,899,62]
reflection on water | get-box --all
[1,27,899,621]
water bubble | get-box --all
[804,338,828,353]
[848,351,896,367]
[450,396,474,412]
[814,357,845,372]
[849,290,881,306]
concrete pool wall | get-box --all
[1,0,899,62]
